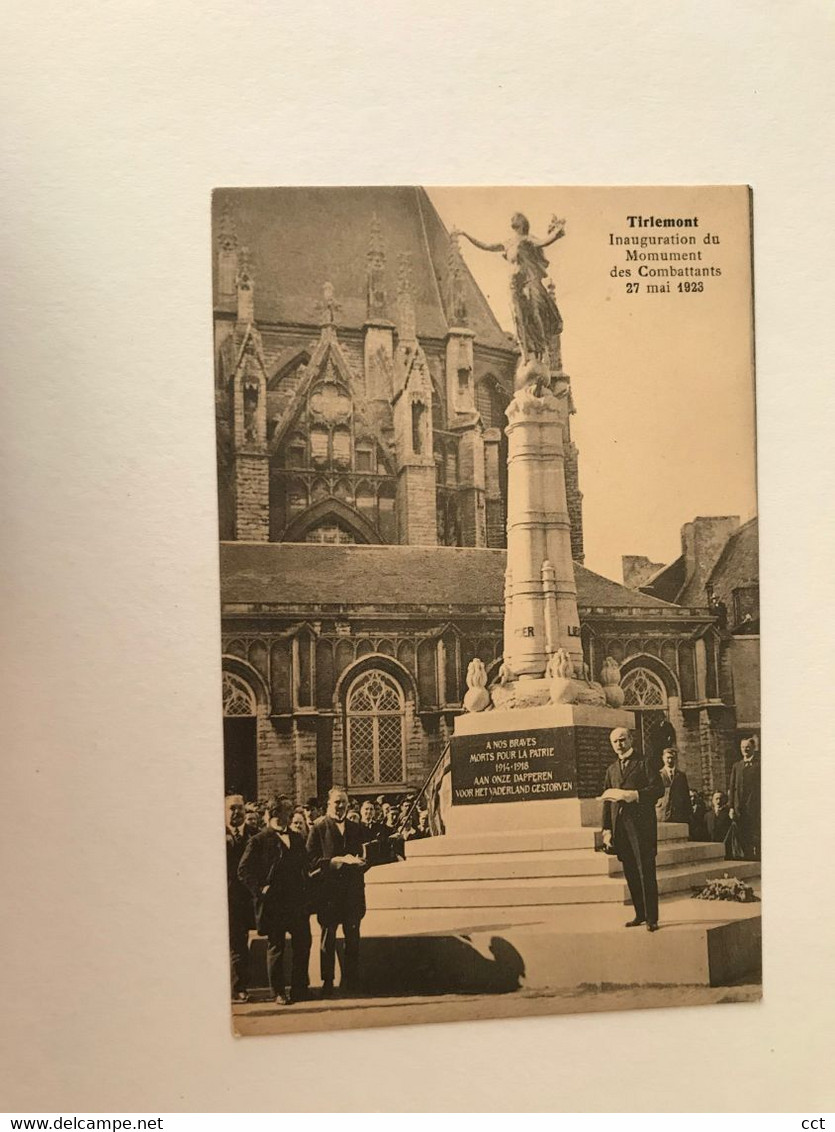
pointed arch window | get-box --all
[222,672,257,717]
[346,669,406,786]
[622,667,668,762]
[622,668,667,708]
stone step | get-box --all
[365,859,759,910]
[357,911,762,993]
[368,840,726,885]
[404,821,691,858]
[656,858,760,896]
[246,894,762,993]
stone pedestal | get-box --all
[446,702,633,836]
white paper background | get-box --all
[2,0,833,1114]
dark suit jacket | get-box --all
[688,801,708,842]
[655,768,691,824]
[237,827,309,935]
[306,816,367,923]
[729,759,760,823]
[358,820,386,844]
[226,826,253,927]
[705,807,732,843]
[357,819,394,867]
[602,755,664,859]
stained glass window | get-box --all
[621,668,668,760]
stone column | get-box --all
[504,382,583,679]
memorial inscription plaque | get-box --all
[450,726,578,805]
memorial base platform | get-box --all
[365,819,759,910]
[245,703,761,997]
[246,890,761,995]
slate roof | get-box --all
[220,542,681,613]
[707,516,759,596]
[212,187,514,353]
[639,554,687,604]
[638,517,758,607]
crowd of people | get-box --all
[234,793,431,846]
[226,787,430,1007]
[658,736,762,862]
[226,737,760,1004]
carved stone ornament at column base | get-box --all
[490,676,551,712]
[571,678,608,707]
[490,674,608,712]
[462,657,492,713]
[600,655,625,708]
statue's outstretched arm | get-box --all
[458,231,504,254]
[535,226,566,249]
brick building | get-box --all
[214,188,752,803]
[624,515,760,751]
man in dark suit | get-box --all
[687,790,708,842]
[357,798,392,867]
[225,794,253,1003]
[729,736,761,859]
[306,785,367,997]
[655,747,692,825]
[238,794,312,1005]
[705,791,733,846]
[601,727,665,931]
[358,799,384,841]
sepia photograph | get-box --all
[7,0,835,1113]
[213,185,760,1037]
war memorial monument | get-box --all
[354,209,761,1003]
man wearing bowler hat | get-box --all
[601,727,665,932]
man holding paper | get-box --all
[306,785,367,996]
[600,727,665,932]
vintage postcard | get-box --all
[213,186,759,1036]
